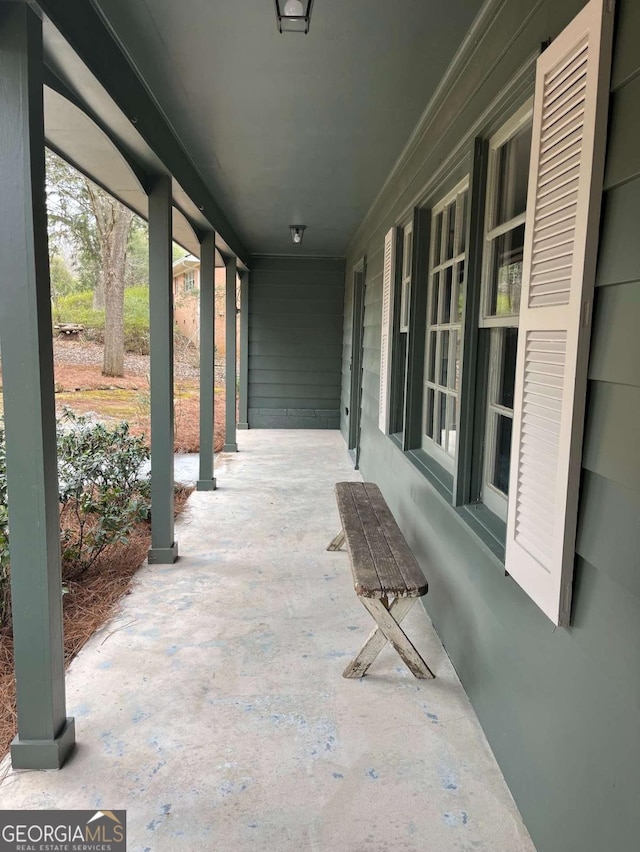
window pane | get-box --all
[425,389,435,438]
[439,330,450,386]
[447,396,457,458]
[403,229,413,279]
[492,415,513,494]
[446,200,456,260]
[436,392,447,446]
[495,123,532,226]
[428,331,437,382]
[433,213,443,266]
[442,266,453,324]
[455,260,465,321]
[497,327,518,409]
[459,191,468,254]
[430,273,439,325]
[451,331,461,391]
[488,224,524,316]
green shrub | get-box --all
[57,409,151,575]
[0,411,151,625]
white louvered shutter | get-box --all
[379,227,396,433]
[505,0,614,626]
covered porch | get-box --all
[0,431,533,851]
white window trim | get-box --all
[479,99,533,330]
[479,105,533,515]
[399,220,413,333]
[422,177,469,473]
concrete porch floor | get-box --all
[0,430,535,851]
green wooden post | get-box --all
[148,175,178,563]
[198,232,217,489]
[223,255,238,452]
[238,270,249,430]
[0,4,75,769]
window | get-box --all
[479,105,532,519]
[184,270,196,291]
[376,0,613,624]
[422,179,468,470]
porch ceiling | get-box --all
[80,0,485,257]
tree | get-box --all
[49,254,78,304]
[84,184,134,376]
[46,150,138,377]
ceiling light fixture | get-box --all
[290,225,306,245]
[275,0,314,34]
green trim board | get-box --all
[33,0,249,265]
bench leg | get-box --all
[327,529,345,551]
[343,596,415,678]
[345,596,435,680]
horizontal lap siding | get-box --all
[340,3,640,852]
[248,255,345,429]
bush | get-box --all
[57,410,151,576]
[0,411,151,625]
[54,287,151,354]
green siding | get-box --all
[340,2,640,852]
[248,255,345,428]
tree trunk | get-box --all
[93,269,105,310]
[102,208,133,377]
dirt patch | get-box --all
[49,339,227,453]
[0,487,192,761]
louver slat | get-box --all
[514,331,566,569]
[529,35,588,310]
[505,0,614,626]
[379,228,396,433]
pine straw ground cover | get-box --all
[0,487,192,760]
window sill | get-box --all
[405,448,454,502]
[457,503,506,563]
[389,438,507,566]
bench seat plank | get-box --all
[335,482,428,599]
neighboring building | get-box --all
[171,254,227,354]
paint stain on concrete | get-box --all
[367,769,379,780]
[332,772,344,779]
[97,660,112,670]
[132,709,151,724]
[323,650,351,659]
[442,811,468,827]
[440,768,458,791]
[423,706,439,723]
[147,804,172,832]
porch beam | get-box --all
[238,271,249,430]
[197,232,217,490]
[0,3,75,769]
[148,175,178,563]
[223,255,238,452]
[34,0,249,267]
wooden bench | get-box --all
[54,323,84,338]
[328,481,434,680]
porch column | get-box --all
[0,4,75,769]
[197,231,217,490]
[223,255,238,452]
[237,270,249,430]
[148,175,178,563]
